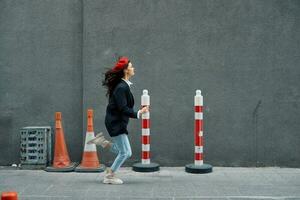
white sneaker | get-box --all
[103,176,124,185]
[87,132,110,148]
[102,168,123,184]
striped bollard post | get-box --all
[185,90,213,174]
[132,89,160,172]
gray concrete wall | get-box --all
[1,0,300,167]
[0,0,83,165]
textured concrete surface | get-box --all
[1,0,300,167]
[1,167,300,200]
[0,0,84,165]
[83,0,300,168]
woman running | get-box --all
[88,56,149,184]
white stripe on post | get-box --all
[142,144,150,151]
[195,146,203,153]
[142,159,150,164]
[142,112,150,119]
[142,128,150,136]
[195,160,203,166]
[195,112,203,120]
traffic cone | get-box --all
[75,109,105,172]
[1,191,18,200]
[45,112,77,172]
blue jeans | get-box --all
[109,133,132,172]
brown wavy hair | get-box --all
[102,58,130,97]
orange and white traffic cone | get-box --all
[45,112,77,172]
[75,109,105,172]
[1,191,18,200]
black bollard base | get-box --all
[185,163,213,174]
[132,162,160,172]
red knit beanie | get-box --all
[112,56,130,71]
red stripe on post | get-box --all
[195,153,203,160]
[142,135,150,144]
[200,120,203,131]
[195,120,203,132]
[142,151,150,159]
[142,119,150,128]
[194,106,203,112]
[195,135,200,146]
[195,136,204,146]
[195,120,200,133]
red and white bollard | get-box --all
[195,89,204,166]
[132,89,159,172]
[185,90,212,174]
[141,89,150,164]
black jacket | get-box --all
[105,79,138,137]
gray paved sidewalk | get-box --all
[1,167,300,200]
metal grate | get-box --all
[20,126,52,166]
